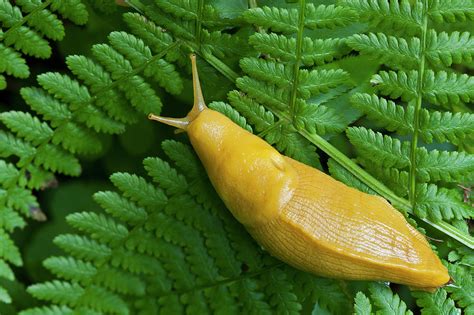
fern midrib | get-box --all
[90,41,181,100]
[157,262,284,298]
[408,0,429,209]
[289,0,306,120]
[195,0,205,50]
[2,0,52,40]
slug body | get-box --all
[149,55,450,291]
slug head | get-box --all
[148,54,207,130]
[149,54,298,227]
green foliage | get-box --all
[21,141,358,314]
[230,1,358,168]
[0,0,88,88]
[0,0,472,314]
[341,0,474,223]
[0,5,184,303]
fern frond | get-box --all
[370,70,417,101]
[19,305,76,315]
[209,101,253,133]
[415,184,473,221]
[350,93,413,133]
[346,127,411,168]
[244,4,355,33]
[340,0,422,34]
[413,289,461,315]
[423,70,474,107]
[0,0,88,86]
[428,0,474,23]
[347,33,420,69]
[445,264,474,314]
[425,30,474,67]
[354,292,372,315]
[368,283,413,315]
[417,149,474,183]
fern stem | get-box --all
[158,262,284,298]
[91,41,181,99]
[408,0,429,208]
[289,0,306,120]
[195,0,205,50]
[125,0,146,13]
[200,51,239,82]
[1,0,52,40]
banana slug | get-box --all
[149,55,449,291]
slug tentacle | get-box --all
[148,54,207,130]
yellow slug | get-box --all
[149,55,450,291]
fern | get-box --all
[22,141,361,315]
[0,0,88,89]
[0,9,183,303]
[340,0,474,312]
[341,0,474,224]
[224,1,357,168]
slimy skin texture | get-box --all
[149,55,450,291]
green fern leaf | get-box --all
[417,149,474,183]
[295,101,346,135]
[340,0,422,34]
[66,212,128,245]
[20,87,72,127]
[93,191,148,225]
[0,131,36,164]
[250,33,345,66]
[425,30,474,67]
[65,55,139,124]
[328,158,377,195]
[347,33,420,69]
[369,283,413,315]
[209,101,253,133]
[0,229,21,266]
[108,31,183,95]
[35,144,81,176]
[354,291,372,315]
[43,257,96,285]
[413,289,461,315]
[445,264,474,314]
[239,57,291,89]
[423,70,474,106]
[142,158,188,195]
[91,43,163,115]
[415,184,474,221]
[350,93,413,133]
[17,0,65,41]
[227,91,275,133]
[28,281,85,306]
[346,127,411,168]
[0,44,29,78]
[19,305,76,315]
[0,160,19,188]
[370,70,417,101]
[0,207,26,232]
[123,12,174,54]
[0,259,14,280]
[53,234,112,263]
[243,6,298,33]
[0,111,53,146]
[237,76,289,111]
[109,172,168,208]
[50,0,88,25]
[428,0,474,23]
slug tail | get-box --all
[148,54,207,131]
